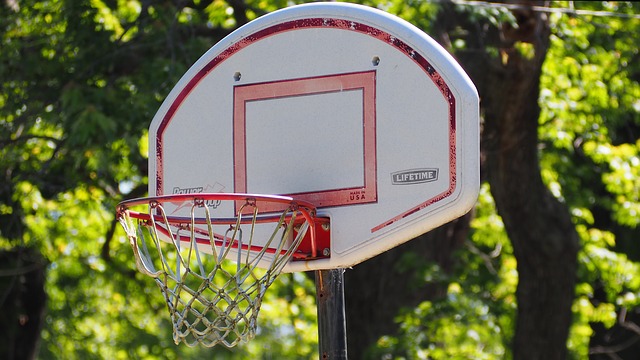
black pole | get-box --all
[315,269,348,359]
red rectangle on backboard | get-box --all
[233,71,377,212]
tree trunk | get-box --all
[0,247,47,360]
[433,1,580,359]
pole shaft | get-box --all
[315,269,348,359]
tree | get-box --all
[345,1,639,359]
[1,0,638,359]
[439,2,580,358]
[1,1,317,358]
[346,1,577,358]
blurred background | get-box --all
[1,1,638,359]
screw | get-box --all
[322,248,330,257]
[372,56,380,66]
[233,72,242,81]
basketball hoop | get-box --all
[114,2,479,354]
[116,193,320,347]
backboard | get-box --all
[148,2,479,272]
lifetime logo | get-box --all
[391,168,439,185]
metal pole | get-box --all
[315,269,348,359]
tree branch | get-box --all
[227,0,249,27]
[0,134,61,147]
[101,182,148,263]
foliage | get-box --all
[364,1,640,359]
[362,185,511,359]
[538,2,640,358]
[1,0,639,359]
[369,185,515,359]
[1,0,317,358]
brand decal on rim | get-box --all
[391,169,439,185]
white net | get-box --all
[117,195,313,347]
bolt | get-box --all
[322,248,330,257]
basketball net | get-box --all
[116,195,315,347]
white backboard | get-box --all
[148,2,479,271]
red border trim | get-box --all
[155,17,456,232]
